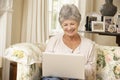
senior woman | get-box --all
[45,4,96,80]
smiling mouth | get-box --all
[67,29,75,33]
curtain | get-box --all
[0,0,13,80]
[0,12,12,80]
[21,0,49,44]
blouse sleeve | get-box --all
[45,35,58,52]
[85,43,97,80]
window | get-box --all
[48,0,79,35]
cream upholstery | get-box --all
[5,43,46,80]
[4,43,120,80]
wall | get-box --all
[114,0,120,12]
[11,0,120,46]
[92,0,120,46]
[11,0,23,44]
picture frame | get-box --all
[107,24,117,33]
[85,16,97,31]
[91,21,105,32]
[103,16,114,32]
[116,14,120,27]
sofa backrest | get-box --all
[96,45,120,80]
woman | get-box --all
[45,4,96,80]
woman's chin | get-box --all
[66,33,75,37]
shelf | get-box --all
[79,30,120,46]
[79,31,120,36]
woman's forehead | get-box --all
[62,19,78,23]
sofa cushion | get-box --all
[96,45,120,80]
[4,43,46,65]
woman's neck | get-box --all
[63,33,81,51]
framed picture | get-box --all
[85,16,97,31]
[116,14,120,27]
[103,16,114,32]
[108,24,117,33]
[92,21,105,32]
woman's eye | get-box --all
[63,24,68,26]
[70,23,74,25]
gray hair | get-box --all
[59,4,81,25]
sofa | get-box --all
[4,43,120,80]
[96,45,120,80]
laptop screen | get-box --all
[42,52,85,79]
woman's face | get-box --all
[61,19,79,37]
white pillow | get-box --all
[4,43,46,65]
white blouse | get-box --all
[45,33,96,80]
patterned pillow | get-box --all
[4,43,46,65]
[96,45,120,80]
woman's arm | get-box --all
[85,44,97,80]
[45,35,58,52]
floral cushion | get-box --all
[4,43,46,65]
[17,63,41,80]
[96,45,120,80]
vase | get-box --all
[100,0,117,16]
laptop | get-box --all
[42,52,85,79]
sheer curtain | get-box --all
[21,0,49,44]
[0,0,13,80]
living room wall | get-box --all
[11,0,120,46]
[92,0,120,46]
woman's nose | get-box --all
[67,25,72,30]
